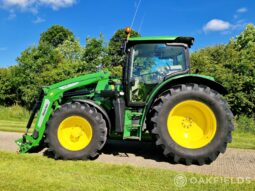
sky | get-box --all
[0,0,254,68]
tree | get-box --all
[108,28,140,67]
[39,25,74,48]
[56,40,85,62]
[14,44,61,107]
[191,24,255,116]
[82,34,106,73]
[0,67,17,105]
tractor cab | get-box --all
[124,36,194,105]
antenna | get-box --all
[138,13,145,33]
[130,0,142,29]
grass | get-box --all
[229,132,255,149]
[0,105,30,121]
[0,151,254,191]
[0,105,31,133]
[228,115,255,149]
[0,120,31,133]
[234,115,255,134]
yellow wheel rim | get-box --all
[167,100,217,149]
[58,116,93,151]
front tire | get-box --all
[45,102,107,160]
[149,83,233,165]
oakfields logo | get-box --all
[174,174,187,187]
[174,174,251,187]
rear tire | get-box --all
[149,83,233,165]
[45,102,107,160]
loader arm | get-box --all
[16,72,110,153]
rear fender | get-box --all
[141,74,227,126]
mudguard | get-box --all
[140,74,227,126]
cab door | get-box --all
[126,43,188,106]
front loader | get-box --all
[16,28,233,165]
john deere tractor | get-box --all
[16,29,233,165]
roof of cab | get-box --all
[128,36,195,47]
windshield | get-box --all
[130,44,187,84]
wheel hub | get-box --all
[167,100,217,149]
[57,116,93,151]
[181,117,193,129]
[70,127,83,142]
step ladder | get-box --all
[123,110,143,140]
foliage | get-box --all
[82,34,107,72]
[39,25,74,48]
[14,44,60,107]
[108,28,140,67]
[56,39,84,61]
[191,24,255,116]
[0,25,141,107]
[0,67,17,105]
[107,28,140,76]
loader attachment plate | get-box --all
[16,135,37,153]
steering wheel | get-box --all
[138,71,160,77]
[133,71,161,83]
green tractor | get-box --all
[16,29,233,165]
